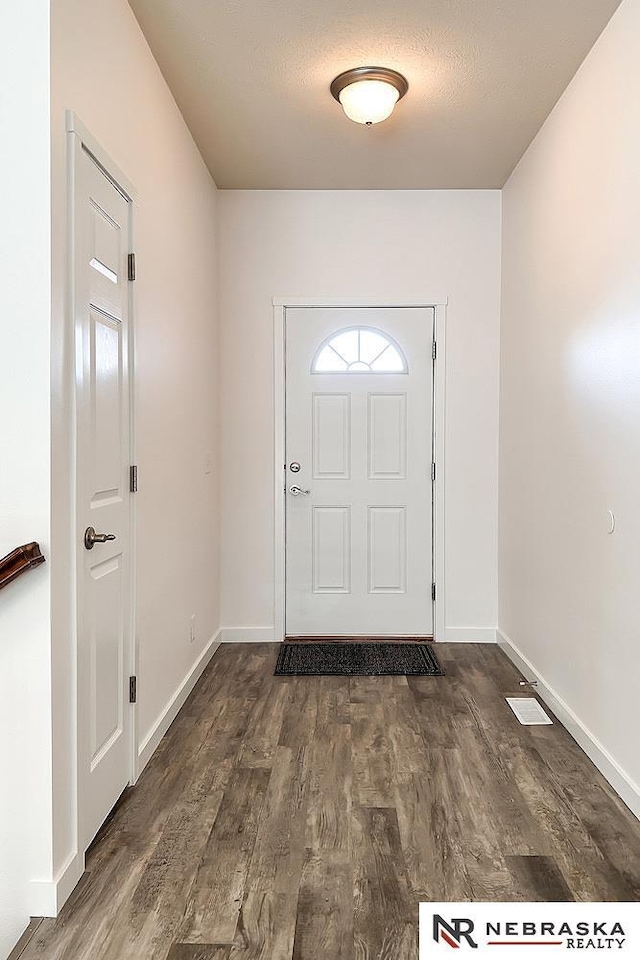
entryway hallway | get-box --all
[17,643,640,960]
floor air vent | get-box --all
[506,697,553,725]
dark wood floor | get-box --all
[18,643,640,960]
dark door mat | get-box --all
[274,642,444,677]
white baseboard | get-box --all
[439,627,497,643]
[498,628,640,822]
[220,627,276,642]
[30,850,83,918]
[137,629,222,775]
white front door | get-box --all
[74,142,133,849]
[285,307,434,637]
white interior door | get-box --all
[75,143,133,850]
[285,307,434,637]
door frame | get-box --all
[66,112,139,859]
[273,296,447,641]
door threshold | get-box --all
[285,635,434,643]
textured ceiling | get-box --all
[128,0,620,189]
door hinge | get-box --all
[130,464,138,493]
[127,253,136,281]
[432,340,437,360]
[431,462,436,482]
[129,676,137,703]
[431,582,436,602]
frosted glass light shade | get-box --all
[338,79,400,125]
[331,67,408,126]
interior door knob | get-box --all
[289,484,310,497]
[84,526,117,550]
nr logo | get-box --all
[433,914,478,948]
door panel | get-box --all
[312,393,351,478]
[368,506,407,594]
[91,310,123,495]
[75,143,133,850]
[368,392,407,478]
[312,506,352,594]
[285,307,433,637]
[89,554,124,766]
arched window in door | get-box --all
[312,326,408,373]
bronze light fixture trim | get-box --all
[330,66,409,125]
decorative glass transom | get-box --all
[312,327,408,373]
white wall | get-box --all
[0,2,53,957]
[218,190,501,640]
[47,0,220,922]
[500,0,640,810]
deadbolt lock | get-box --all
[289,462,301,473]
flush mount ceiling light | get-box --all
[330,66,409,125]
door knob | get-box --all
[84,526,117,550]
[289,484,310,497]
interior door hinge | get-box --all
[431,582,436,602]
[128,253,136,282]
[129,676,137,704]
[130,465,138,493]
[431,462,436,482]
[432,340,437,360]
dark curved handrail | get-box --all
[0,542,45,591]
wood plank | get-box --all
[179,766,271,944]
[392,761,472,902]
[505,855,575,901]
[352,807,416,960]
[305,709,352,854]
[229,744,310,960]
[316,676,351,727]
[278,677,319,751]
[167,947,231,960]
[292,852,354,960]
[235,680,289,768]
[383,680,427,779]
[293,681,355,960]
[351,680,395,807]
[407,674,472,750]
